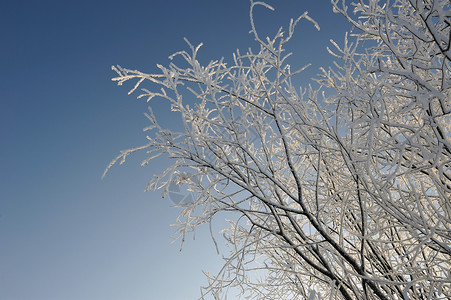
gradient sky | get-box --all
[1,1,350,299]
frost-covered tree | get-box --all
[105,0,450,299]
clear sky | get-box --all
[0,1,350,299]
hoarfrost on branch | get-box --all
[106,0,450,299]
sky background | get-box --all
[1,1,350,299]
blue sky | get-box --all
[0,1,349,299]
